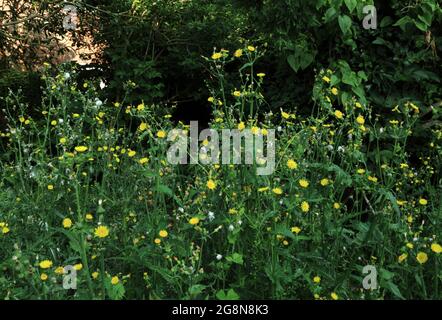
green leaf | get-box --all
[155,184,173,196]
[393,16,413,31]
[216,289,240,300]
[338,15,352,34]
[226,253,244,265]
[344,0,357,13]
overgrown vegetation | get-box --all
[0,0,441,300]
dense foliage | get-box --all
[0,0,441,300]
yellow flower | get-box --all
[139,157,149,165]
[159,230,168,238]
[47,184,54,190]
[291,226,301,234]
[228,208,238,215]
[287,159,298,170]
[258,187,269,192]
[357,168,366,174]
[139,122,148,131]
[154,238,161,244]
[368,176,378,183]
[92,271,99,279]
[247,45,255,52]
[40,273,48,281]
[189,217,200,225]
[356,115,365,125]
[301,201,310,213]
[39,260,53,269]
[419,198,428,206]
[333,202,341,209]
[128,150,136,157]
[431,243,442,254]
[111,276,119,285]
[234,49,243,57]
[322,76,331,83]
[233,90,241,97]
[398,253,408,263]
[320,178,330,186]
[281,111,290,119]
[55,266,65,275]
[207,179,217,190]
[331,292,339,300]
[75,146,88,153]
[137,103,145,111]
[211,52,223,60]
[51,120,57,126]
[62,218,73,229]
[257,73,266,78]
[299,179,309,188]
[416,252,428,264]
[208,97,215,103]
[157,130,167,139]
[74,263,83,271]
[94,225,110,238]
[60,137,67,144]
[406,242,414,249]
[313,276,321,283]
[2,227,9,234]
[85,214,93,221]
[331,87,339,95]
[251,126,260,135]
[272,187,283,195]
[334,110,344,119]
[237,122,245,131]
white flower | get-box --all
[64,72,71,80]
[208,211,215,221]
[178,207,184,213]
[277,126,282,132]
[99,80,106,89]
[237,220,242,226]
[228,224,234,231]
[95,99,103,107]
[337,146,345,153]
[327,144,334,151]
[216,254,222,260]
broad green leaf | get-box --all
[338,15,352,34]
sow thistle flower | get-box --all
[156,130,167,139]
[331,87,339,96]
[334,110,344,120]
[189,217,200,225]
[356,115,365,125]
[301,201,310,213]
[419,198,428,206]
[234,49,243,58]
[247,45,255,52]
[299,179,309,188]
[40,273,48,281]
[272,187,283,195]
[211,52,223,60]
[139,157,149,165]
[431,243,442,254]
[320,178,330,186]
[322,76,331,83]
[206,179,217,190]
[313,276,321,284]
[94,225,110,238]
[257,73,266,78]
[233,90,241,97]
[237,122,245,131]
[39,260,53,269]
[287,159,298,170]
[75,146,88,153]
[398,253,408,263]
[111,276,119,285]
[62,218,73,229]
[291,226,301,234]
[416,252,428,264]
[159,230,168,238]
[330,292,339,300]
